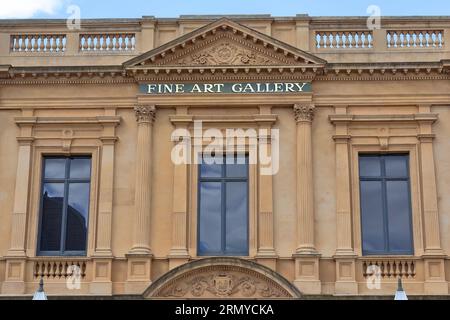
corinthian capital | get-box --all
[135,105,156,123]
[294,104,315,122]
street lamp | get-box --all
[32,277,48,300]
[394,277,408,301]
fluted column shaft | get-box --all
[294,104,317,255]
[130,105,156,255]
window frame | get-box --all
[197,154,250,257]
[37,156,92,257]
[359,153,415,256]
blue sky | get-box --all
[1,0,450,19]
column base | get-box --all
[334,253,358,295]
[2,258,26,295]
[125,253,153,295]
[256,251,278,271]
[293,254,321,295]
[423,257,448,295]
[90,258,113,295]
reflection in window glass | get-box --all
[198,155,249,256]
[198,182,222,254]
[38,157,91,256]
[65,183,90,251]
[70,158,91,179]
[385,156,408,177]
[359,156,381,177]
[39,183,64,252]
[359,154,413,255]
[225,182,248,254]
[44,159,66,179]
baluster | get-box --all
[106,35,113,51]
[82,35,88,51]
[100,34,107,50]
[408,31,415,47]
[120,34,126,50]
[10,36,15,52]
[13,36,19,52]
[320,32,327,48]
[114,34,120,50]
[94,35,100,51]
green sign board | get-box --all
[140,82,312,95]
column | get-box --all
[168,107,191,270]
[292,104,321,294]
[417,106,447,294]
[126,105,155,294]
[331,105,358,295]
[3,110,35,294]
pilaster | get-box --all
[168,106,191,270]
[3,110,34,294]
[332,105,358,295]
[292,104,321,294]
[417,105,447,294]
[255,106,278,271]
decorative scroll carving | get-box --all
[294,104,315,122]
[177,42,276,66]
[150,262,297,299]
[134,105,156,123]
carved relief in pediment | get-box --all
[175,41,276,66]
[150,264,296,299]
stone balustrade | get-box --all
[315,31,373,49]
[386,30,444,48]
[33,259,88,279]
[362,258,417,279]
[10,34,66,53]
[79,33,136,52]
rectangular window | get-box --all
[198,155,249,256]
[359,154,414,255]
[38,156,91,256]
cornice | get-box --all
[15,116,122,126]
[1,60,450,84]
[329,113,439,124]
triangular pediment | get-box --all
[124,18,326,70]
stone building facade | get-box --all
[0,15,450,298]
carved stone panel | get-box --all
[144,259,301,299]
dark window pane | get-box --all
[198,182,222,255]
[385,156,408,177]
[70,158,91,179]
[386,181,413,253]
[360,181,385,253]
[226,155,248,178]
[40,183,64,252]
[225,182,248,254]
[200,156,222,178]
[44,159,66,179]
[65,183,90,251]
[359,156,381,177]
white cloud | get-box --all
[0,0,64,19]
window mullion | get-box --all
[381,157,390,254]
[221,162,226,255]
[60,158,70,255]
